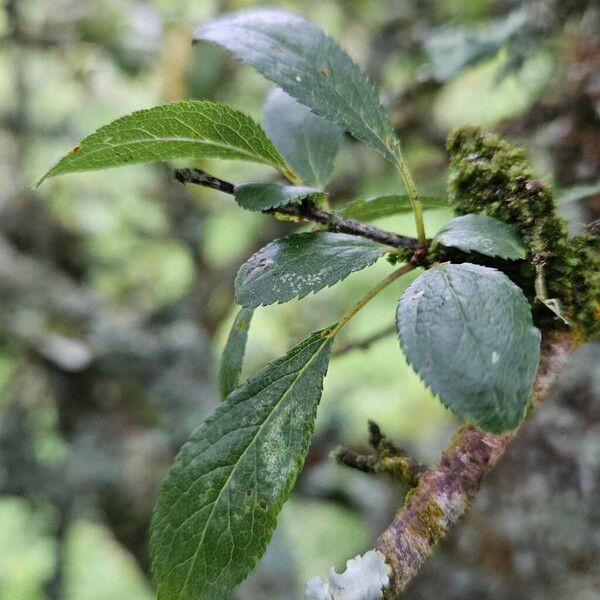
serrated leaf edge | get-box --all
[396,263,540,433]
[151,330,334,598]
[234,233,389,308]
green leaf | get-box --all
[263,88,343,187]
[340,194,448,222]
[235,232,388,308]
[234,182,322,212]
[556,183,600,204]
[219,306,254,400]
[150,328,334,599]
[435,214,526,260]
[38,101,290,185]
[397,263,540,432]
[195,9,400,164]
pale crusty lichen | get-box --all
[305,550,391,600]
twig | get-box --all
[334,420,425,486]
[374,330,578,597]
[174,168,420,250]
[333,323,397,356]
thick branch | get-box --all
[375,330,578,597]
[174,168,420,249]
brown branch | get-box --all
[174,168,420,249]
[333,323,397,356]
[374,330,579,597]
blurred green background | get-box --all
[0,0,598,598]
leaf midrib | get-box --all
[175,334,330,599]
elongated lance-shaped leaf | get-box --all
[219,306,254,400]
[263,88,343,187]
[397,263,541,433]
[38,101,291,185]
[195,9,401,164]
[435,214,526,260]
[150,328,334,599]
[235,232,389,308]
[234,182,323,212]
[340,194,448,222]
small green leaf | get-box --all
[263,88,343,187]
[234,182,322,212]
[38,101,290,185]
[219,306,254,400]
[435,214,526,259]
[556,183,600,204]
[397,263,540,432]
[151,328,334,599]
[340,195,448,222]
[235,232,388,308]
[195,9,401,164]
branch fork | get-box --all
[334,421,424,487]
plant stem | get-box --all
[395,155,426,246]
[175,168,420,249]
[328,263,416,338]
[332,322,396,356]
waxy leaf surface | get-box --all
[235,232,388,308]
[397,262,540,432]
[195,9,400,163]
[263,88,343,187]
[435,214,526,260]
[234,182,322,211]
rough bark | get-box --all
[375,331,579,596]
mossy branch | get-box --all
[375,330,579,596]
[333,421,425,486]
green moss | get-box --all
[443,126,600,339]
[411,498,445,545]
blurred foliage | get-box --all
[0,0,598,598]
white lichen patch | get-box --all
[305,550,391,600]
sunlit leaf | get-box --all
[38,101,290,184]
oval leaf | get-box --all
[234,182,322,211]
[263,88,343,187]
[195,9,400,164]
[219,306,254,400]
[235,232,388,308]
[38,101,290,185]
[435,214,526,259]
[340,194,448,222]
[397,263,540,432]
[151,328,334,599]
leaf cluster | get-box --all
[35,9,582,599]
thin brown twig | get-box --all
[333,323,397,356]
[174,168,421,250]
